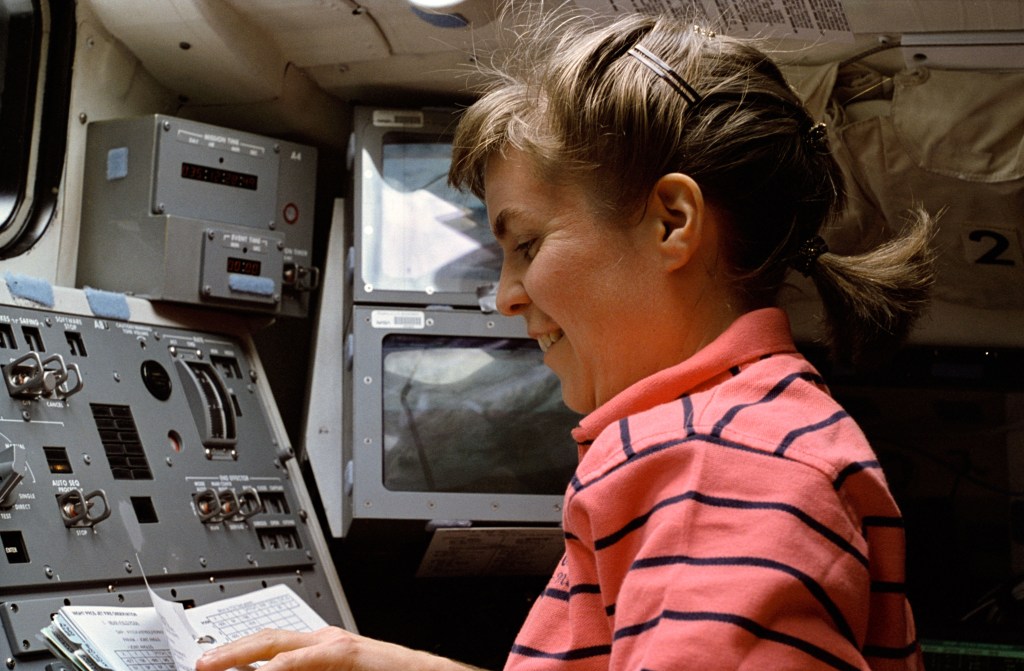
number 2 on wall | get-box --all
[961,226,1023,268]
[970,230,1015,265]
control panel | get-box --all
[0,287,352,671]
[77,115,319,317]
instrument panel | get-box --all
[0,285,351,671]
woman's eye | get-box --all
[514,239,537,260]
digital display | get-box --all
[227,257,262,276]
[181,162,258,190]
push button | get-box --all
[1,530,29,563]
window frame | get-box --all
[0,0,75,258]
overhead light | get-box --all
[407,0,494,28]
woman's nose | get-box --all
[495,265,529,316]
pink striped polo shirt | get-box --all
[505,308,921,671]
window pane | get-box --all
[0,0,73,258]
[0,0,38,232]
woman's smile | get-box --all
[537,329,564,353]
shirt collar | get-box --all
[571,307,798,447]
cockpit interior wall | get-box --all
[1,0,1024,668]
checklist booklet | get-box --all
[40,583,328,671]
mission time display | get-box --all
[180,162,258,190]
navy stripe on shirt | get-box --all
[614,610,862,671]
[862,516,905,535]
[711,371,825,438]
[871,580,907,593]
[620,417,634,458]
[574,431,785,497]
[574,409,857,503]
[833,460,882,491]
[592,488,869,569]
[541,584,601,603]
[542,587,570,601]
[630,554,857,646]
[680,395,695,434]
[509,643,612,661]
[774,410,849,456]
[575,402,836,501]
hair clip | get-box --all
[627,45,702,107]
[692,24,716,38]
[806,121,829,153]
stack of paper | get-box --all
[40,584,328,671]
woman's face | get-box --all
[484,150,673,414]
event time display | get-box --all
[227,257,262,276]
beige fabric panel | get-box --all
[829,67,1024,310]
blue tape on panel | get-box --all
[228,274,276,296]
[4,272,55,307]
[84,287,131,320]
[107,147,129,180]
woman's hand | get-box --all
[194,626,486,671]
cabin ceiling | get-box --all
[84,0,1024,107]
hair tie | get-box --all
[806,121,829,153]
[792,235,828,277]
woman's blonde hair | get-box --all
[449,10,935,366]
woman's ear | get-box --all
[649,173,704,271]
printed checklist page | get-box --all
[186,583,329,647]
[42,584,328,671]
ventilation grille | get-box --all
[90,403,152,480]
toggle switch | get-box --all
[57,488,112,528]
[0,446,25,509]
[4,352,84,399]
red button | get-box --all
[283,203,299,225]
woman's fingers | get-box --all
[196,627,334,671]
[195,626,483,671]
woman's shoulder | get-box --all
[577,351,876,490]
